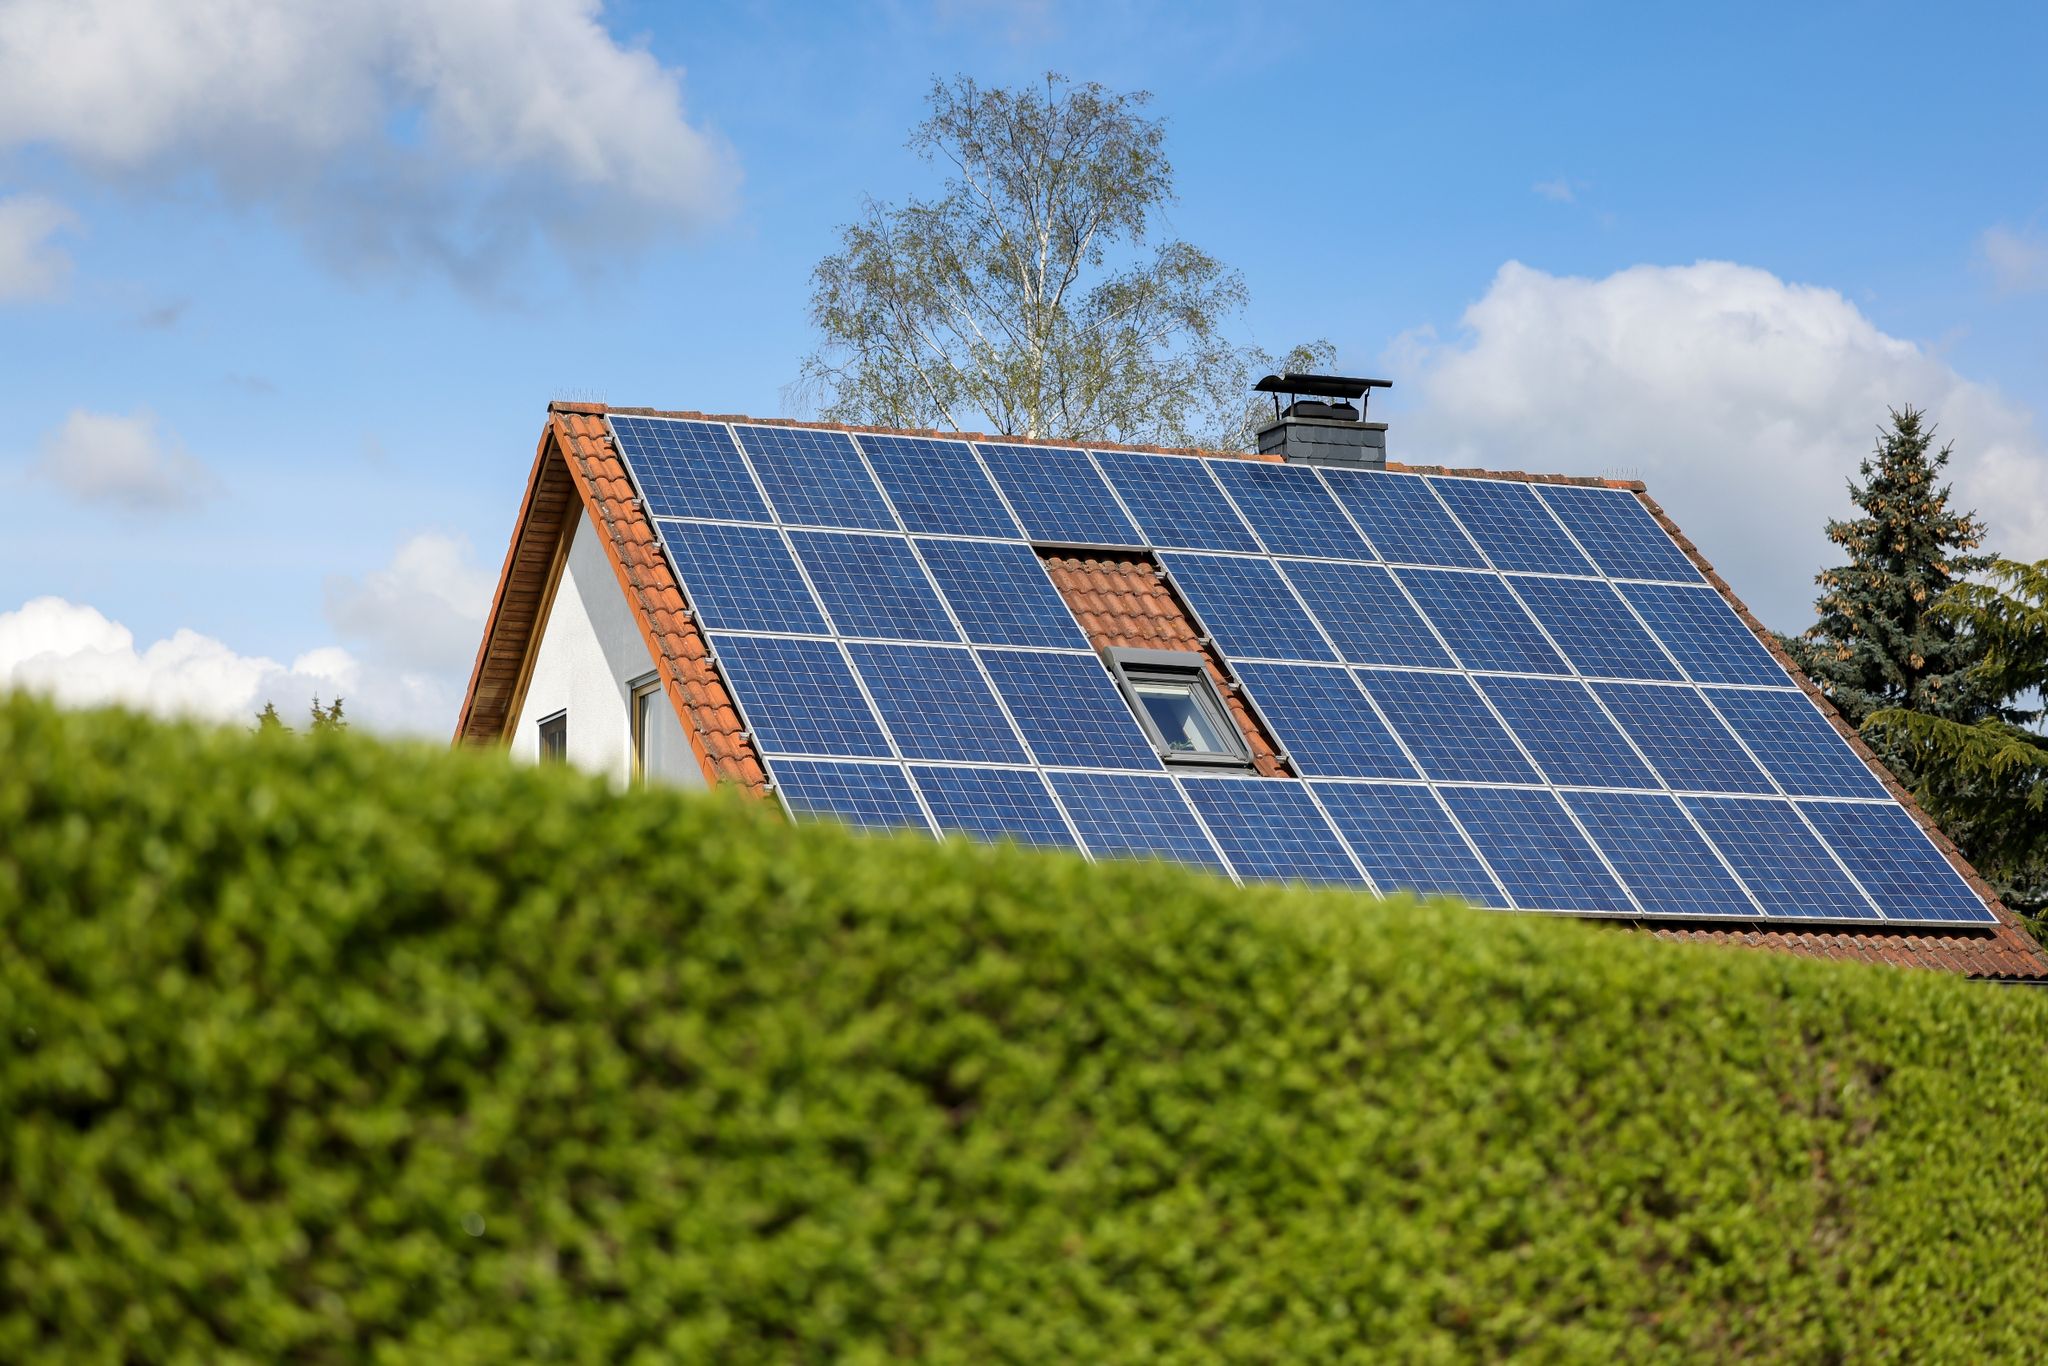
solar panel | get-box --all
[1094,450,1262,552]
[1429,477,1597,576]
[913,538,1090,648]
[772,759,930,832]
[1534,484,1703,583]
[1703,688,1890,799]
[1312,782,1508,906]
[1280,560,1454,668]
[1231,662,1417,778]
[1474,676,1659,789]
[844,643,1028,764]
[855,434,1023,539]
[654,520,827,634]
[1320,468,1486,567]
[1179,777,1364,885]
[1392,569,1569,675]
[1680,797,1880,920]
[1160,553,1338,662]
[1618,583,1787,687]
[977,443,1143,546]
[733,424,898,531]
[1437,786,1636,912]
[1508,575,1683,681]
[1594,683,1773,794]
[708,635,891,758]
[1801,801,1995,924]
[911,765,1077,848]
[787,531,961,642]
[1046,770,1226,870]
[1562,790,1759,918]
[976,650,1162,770]
[609,417,771,524]
[1207,460,1374,559]
[1355,669,1541,784]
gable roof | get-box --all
[459,402,2048,980]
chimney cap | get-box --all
[1254,373,1392,401]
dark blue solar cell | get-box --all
[655,520,827,634]
[1562,790,1759,918]
[1355,669,1541,784]
[1619,583,1787,687]
[786,531,960,642]
[1159,553,1337,662]
[710,635,890,758]
[1207,460,1374,559]
[845,643,1027,764]
[1046,770,1226,871]
[1681,797,1879,920]
[1320,468,1487,568]
[771,759,930,832]
[913,539,1089,648]
[1394,569,1569,675]
[1179,777,1364,885]
[1704,689,1889,799]
[1474,676,1660,789]
[609,416,771,524]
[733,424,897,531]
[977,650,1162,770]
[1509,575,1683,681]
[1094,450,1262,552]
[1535,484,1702,583]
[911,765,1078,848]
[1232,662,1417,779]
[1436,786,1636,912]
[1313,782,1508,906]
[977,443,1142,546]
[1280,560,1453,668]
[854,434,1023,538]
[1801,801,1994,924]
[1594,683,1773,794]
[1429,477,1598,575]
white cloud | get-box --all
[1980,224,2048,295]
[36,408,216,510]
[0,193,74,301]
[1391,260,2048,630]
[325,531,495,674]
[1531,178,1577,204]
[0,0,737,287]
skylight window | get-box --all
[1101,647,1251,767]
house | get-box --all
[456,381,2048,981]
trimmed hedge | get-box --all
[3,693,2047,1362]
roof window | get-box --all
[1101,647,1251,767]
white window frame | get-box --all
[537,709,568,764]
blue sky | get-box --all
[2,0,2044,731]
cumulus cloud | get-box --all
[1391,260,2048,629]
[325,531,495,674]
[0,193,74,301]
[0,0,738,288]
[1980,224,2048,295]
[36,408,216,510]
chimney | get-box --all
[1254,373,1391,468]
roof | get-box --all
[459,403,2048,980]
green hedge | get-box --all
[3,693,2046,1362]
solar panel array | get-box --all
[606,414,1995,928]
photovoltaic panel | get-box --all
[1207,459,1374,559]
[608,417,771,524]
[709,635,891,758]
[1594,683,1773,794]
[1535,484,1703,583]
[1046,770,1225,870]
[1681,797,1880,920]
[733,424,898,531]
[1320,468,1487,567]
[911,765,1077,848]
[1801,801,1995,924]
[854,434,1023,539]
[1618,583,1788,687]
[1429,477,1598,576]
[1231,662,1417,778]
[1394,569,1569,675]
[655,520,828,634]
[977,649,1162,770]
[1474,676,1660,790]
[1355,669,1542,784]
[1313,782,1508,906]
[786,531,961,642]
[1509,575,1683,681]
[1437,786,1636,912]
[844,643,1027,764]
[1094,449,1262,552]
[1160,553,1338,662]
[914,538,1090,648]
[1562,790,1759,918]
[1280,560,1454,668]
[1703,688,1890,799]
[976,443,1142,546]
[1179,777,1363,885]
[771,759,930,832]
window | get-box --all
[537,711,567,764]
[629,676,671,785]
[1101,647,1251,767]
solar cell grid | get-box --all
[1474,676,1660,790]
[1312,782,1508,906]
[1231,662,1417,778]
[1094,450,1263,552]
[771,759,930,832]
[733,424,898,530]
[976,443,1142,546]
[1704,688,1889,799]
[1280,560,1454,668]
[1594,683,1774,794]
[1563,790,1759,918]
[1508,575,1683,681]
[1437,786,1636,912]
[1429,477,1598,575]
[1160,552,1338,662]
[1619,583,1787,687]
[1320,468,1487,567]
[1392,568,1570,675]
[1535,484,1703,583]
[1206,459,1374,559]
[1681,797,1879,920]
[1355,669,1541,784]
[845,643,1027,764]
[913,538,1090,648]
[912,765,1077,848]
[655,520,827,635]
[609,417,771,524]
[1801,801,1994,924]
[977,649,1163,771]
[854,434,1023,538]
[1046,770,1225,870]
[787,531,961,642]
[1179,777,1363,885]
[709,635,891,758]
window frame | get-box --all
[628,673,663,785]
[1100,646,1252,768]
[537,709,568,764]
